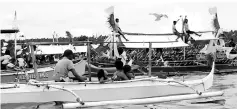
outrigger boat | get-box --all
[0,7,225,108]
[1,7,237,84]
[0,62,224,108]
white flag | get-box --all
[105,6,114,14]
[209,7,217,15]
[209,7,220,34]
[13,11,18,29]
[205,40,217,54]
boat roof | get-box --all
[35,45,87,55]
[121,34,189,48]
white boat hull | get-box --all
[1,62,215,104]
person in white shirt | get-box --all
[116,47,127,65]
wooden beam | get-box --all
[0,29,19,34]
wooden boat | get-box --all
[1,62,223,106]
[0,7,225,108]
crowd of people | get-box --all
[92,42,236,67]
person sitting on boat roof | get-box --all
[97,69,110,83]
[115,18,129,46]
[112,60,129,81]
[53,49,87,82]
[123,65,135,80]
[172,18,182,41]
[183,18,202,37]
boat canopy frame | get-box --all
[28,40,177,82]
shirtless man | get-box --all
[184,19,202,37]
[172,19,182,41]
[112,60,129,81]
[53,49,87,82]
[115,18,129,42]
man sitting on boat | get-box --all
[115,18,129,41]
[184,18,202,37]
[123,65,135,80]
[53,49,87,82]
[172,18,182,41]
[114,18,129,47]
[116,47,127,65]
[97,69,110,83]
[112,60,129,81]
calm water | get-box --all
[1,72,237,109]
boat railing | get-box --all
[134,60,208,66]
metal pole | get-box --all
[14,32,17,64]
[52,32,55,43]
[183,37,186,60]
[87,40,91,81]
[181,16,186,60]
[148,42,152,77]
[30,44,39,80]
[111,32,115,58]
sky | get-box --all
[0,0,237,39]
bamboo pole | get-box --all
[30,44,39,80]
[181,16,186,60]
[27,41,177,45]
[183,37,186,60]
[148,42,152,77]
[52,31,55,43]
[87,39,92,81]
[14,32,17,64]
[28,41,91,45]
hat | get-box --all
[63,49,74,57]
